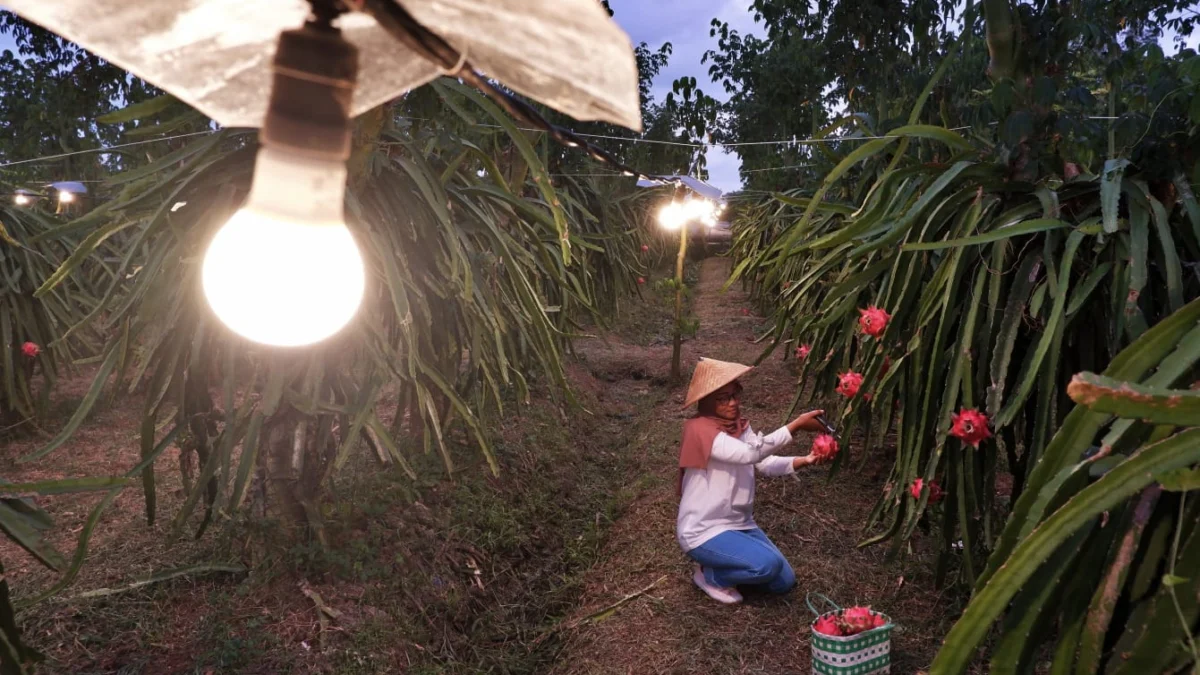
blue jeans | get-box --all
[687,527,796,594]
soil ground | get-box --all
[0,255,957,673]
[552,256,957,675]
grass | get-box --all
[5,273,679,674]
[3,257,962,674]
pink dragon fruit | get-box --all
[811,434,839,462]
[839,606,876,635]
[950,408,992,448]
[836,371,864,398]
[911,478,944,504]
[813,615,843,637]
[796,343,811,360]
[858,306,891,338]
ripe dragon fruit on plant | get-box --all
[811,434,839,462]
[858,306,891,338]
[21,342,39,358]
[835,371,864,398]
[795,343,811,360]
[950,408,991,448]
[910,478,944,504]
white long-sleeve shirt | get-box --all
[676,425,796,552]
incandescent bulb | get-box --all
[57,190,75,204]
[13,193,31,206]
[202,146,365,347]
[658,201,686,231]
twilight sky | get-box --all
[607,0,763,193]
[2,2,1196,194]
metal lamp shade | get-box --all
[6,0,642,131]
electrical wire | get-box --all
[357,0,671,184]
[741,164,813,173]
[0,130,217,169]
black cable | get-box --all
[358,0,672,185]
[307,0,347,28]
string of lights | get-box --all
[357,0,671,185]
[0,115,1135,175]
[0,0,1137,201]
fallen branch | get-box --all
[300,581,343,651]
[529,575,667,648]
[68,563,246,600]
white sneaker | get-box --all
[692,565,743,604]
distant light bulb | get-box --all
[13,193,30,206]
[57,190,75,204]
[658,201,686,230]
[202,146,365,347]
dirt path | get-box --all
[555,257,954,674]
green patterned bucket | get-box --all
[806,593,893,675]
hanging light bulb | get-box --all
[13,192,31,207]
[657,201,686,231]
[57,190,76,204]
[201,13,365,347]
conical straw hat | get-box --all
[683,357,753,408]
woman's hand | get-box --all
[792,455,818,470]
[786,409,826,435]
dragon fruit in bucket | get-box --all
[813,615,843,637]
[812,606,889,637]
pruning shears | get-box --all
[814,413,837,436]
[801,407,838,436]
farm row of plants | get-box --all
[0,79,673,671]
[724,1,1200,671]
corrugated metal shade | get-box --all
[637,175,724,201]
[6,0,642,131]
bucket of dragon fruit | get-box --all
[806,592,893,675]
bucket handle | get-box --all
[805,592,841,618]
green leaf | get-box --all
[1156,467,1200,492]
[1162,573,1189,587]
[0,477,129,497]
[71,563,246,600]
[902,218,1071,250]
[1067,372,1200,427]
[95,94,177,124]
[980,296,1200,589]
[1101,158,1129,234]
[0,501,65,571]
[930,428,1200,674]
